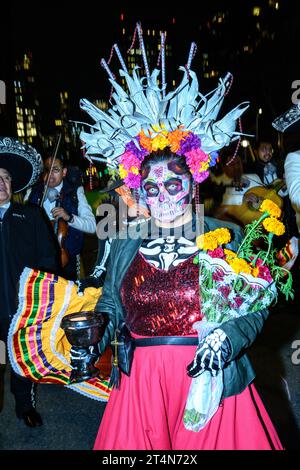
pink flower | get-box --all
[234,296,244,308]
[257,265,273,283]
[208,247,225,259]
[120,152,141,171]
[212,270,225,282]
[220,285,231,297]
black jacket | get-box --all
[0,202,58,336]
[96,216,269,399]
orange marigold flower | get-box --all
[252,267,260,277]
[228,257,252,275]
[213,228,231,245]
[139,130,152,152]
[168,129,189,153]
[259,199,282,219]
[224,248,237,260]
[262,217,286,236]
[196,233,218,251]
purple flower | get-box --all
[125,139,148,160]
[179,133,201,154]
[193,170,210,184]
[124,172,141,189]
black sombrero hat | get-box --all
[98,178,124,194]
[0,137,43,192]
[272,103,300,133]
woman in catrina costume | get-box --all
[10,23,284,450]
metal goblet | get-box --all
[61,311,105,383]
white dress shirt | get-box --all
[25,183,96,234]
[285,150,300,233]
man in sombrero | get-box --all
[0,136,59,427]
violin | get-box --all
[51,217,69,268]
[40,134,70,268]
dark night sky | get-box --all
[2,0,300,144]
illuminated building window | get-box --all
[17,129,25,137]
[122,28,126,35]
[253,7,261,16]
[152,30,155,36]
[55,120,62,126]
[64,92,68,99]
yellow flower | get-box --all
[214,228,231,245]
[227,257,252,275]
[151,123,167,133]
[196,233,218,251]
[129,166,139,175]
[252,267,260,277]
[197,227,231,251]
[224,249,237,260]
[259,199,282,219]
[119,164,128,179]
[262,217,286,236]
[151,134,169,151]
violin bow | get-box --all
[40,133,62,207]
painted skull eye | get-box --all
[144,183,159,197]
[165,179,183,195]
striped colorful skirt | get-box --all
[8,267,111,402]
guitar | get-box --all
[213,179,285,227]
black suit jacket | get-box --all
[0,202,59,337]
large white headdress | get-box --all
[79,23,249,188]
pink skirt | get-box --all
[94,334,283,450]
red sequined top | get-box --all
[120,251,202,336]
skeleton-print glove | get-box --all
[187,329,232,378]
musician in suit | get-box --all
[0,137,58,427]
[26,155,96,280]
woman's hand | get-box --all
[187,329,231,377]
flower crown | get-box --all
[79,23,249,188]
[119,128,219,188]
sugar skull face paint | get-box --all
[141,160,192,223]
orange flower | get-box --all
[139,130,152,152]
[227,257,252,275]
[262,217,285,236]
[168,129,189,152]
[259,199,282,219]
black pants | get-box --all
[0,318,37,415]
[61,254,78,281]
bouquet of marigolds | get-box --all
[183,199,294,432]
